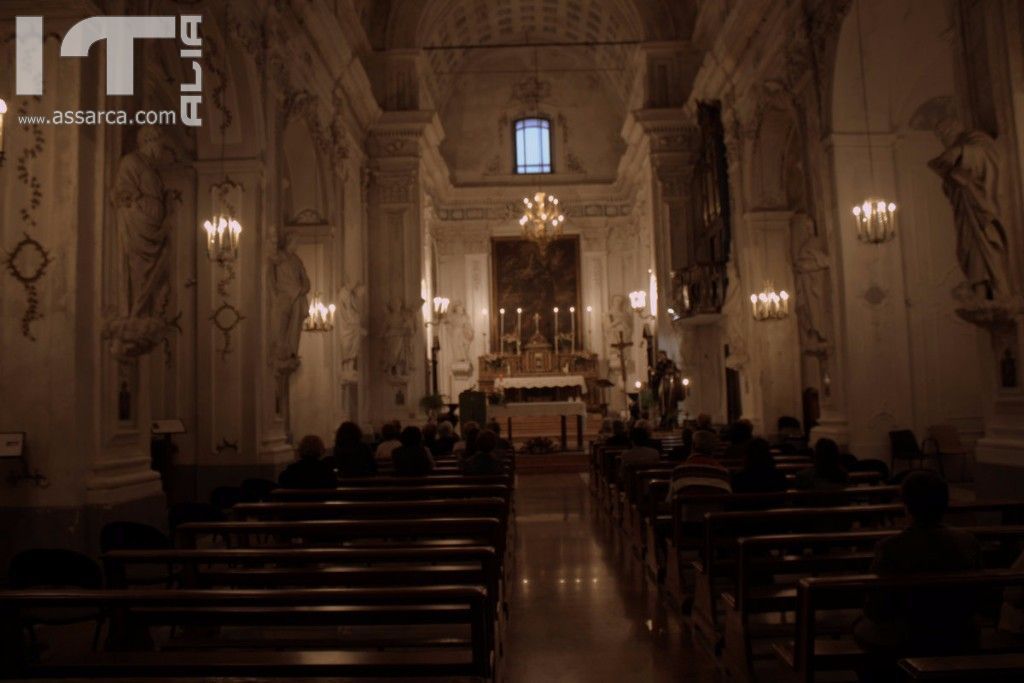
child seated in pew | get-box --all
[460,430,504,475]
[324,421,376,478]
[854,471,982,680]
[615,421,661,485]
[434,420,459,456]
[279,435,337,489]
[374,421,402,466]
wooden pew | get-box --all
[296,474,512,488]
[271,483,510,502]
[898,654,1024,681]
[231,497,508,521]
[774,570,1024,683]
[0,587,494,679]
[691,499,1024,648]
[723,525,1024,682]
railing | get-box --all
[671,262,728,318]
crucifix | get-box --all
[610,331,633,407]
[532,312,542,338]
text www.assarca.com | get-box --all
[17,110,177,126]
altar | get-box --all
[489,401,587,451]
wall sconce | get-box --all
[852,198,897,244]
[303,295,336,332]
[202,214,242,262]
[749,282,790,321]
[432,296,450,318]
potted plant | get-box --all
[419,393,445,419]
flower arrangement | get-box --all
[524,436,557,454]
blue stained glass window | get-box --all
[514,118,552,174]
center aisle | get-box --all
[503,473,720,682]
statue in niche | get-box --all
[604,294,634,371]
[912,97,1013,301]
[336,283,367,375]
[382,298,416,378]
[443,300,475,365]
[790,212,832,350]
[106,126,175,358]
[267,230,310,376]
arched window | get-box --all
[514,118,552,174]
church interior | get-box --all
[2,0,1024,680]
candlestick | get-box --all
[569,306,576,353]
[516,307,522,355]
[586,305,593,352]
[553,307,559,355]
[481,308,489,354]
[499,308,505,353]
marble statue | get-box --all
[268,230,310,375]
[915,99,1012,300]
[383,298,417,378]
[791,212,831,348]
[336,283,367,373]
[106,126,174,357]
[443,300,475,364]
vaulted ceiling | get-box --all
[371,0,696,107]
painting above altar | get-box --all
[491,236,580,353]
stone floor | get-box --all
[502,473,721,683]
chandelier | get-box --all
[202,214,242,262]
[852,199,897,244]
[303,294,336,332]
[849,0,897,245]
[749,282,790,321]
[519,191,565,250]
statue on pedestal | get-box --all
[913,97,1013,302]
[383,298,417,379]
[106,126,176,358]
[791,212,832,351]
[336,283,367,378]
[443,300,475,368]
[268,230,310,377]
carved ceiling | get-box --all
[379,0,694,106]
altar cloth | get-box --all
[495,374,587,394]
[489,400,587,419]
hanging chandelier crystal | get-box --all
[303,294,336,332]
[749,282,790,321]
[519,191,565,250]
[202,214,242,262]
[851,198,897,244]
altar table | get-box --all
[489,401,587,451]
[495,374,587,394]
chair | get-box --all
[99,521,171,586]
[209,485,242,512]
[927,424,970,482]
[889,429,943,476]
[8,549,105,649]
[240,477,277,502]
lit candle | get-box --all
[569,306,576,353]
[553,307,559,355]
[499,307,506,352]
[516,307,523,354]
[586,305,593,352]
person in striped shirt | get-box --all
[666,429,732,501]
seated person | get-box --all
[434,420,459,456]
[667,427,693,462]
[731,437,788,493]
[667,430,731,500]
[603,419,632,449]
[391,426,435,477]
[723,419,755,461]
[615,421,661,485]
[421,422,439,457]
[461,429,505,475]
[454,421,481,460]
[854,471,982,667]
[485,420,513,452]
[794,438,850,490]
[279,435,336,489]
[325,421,376,478]
[374,421,402,466]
